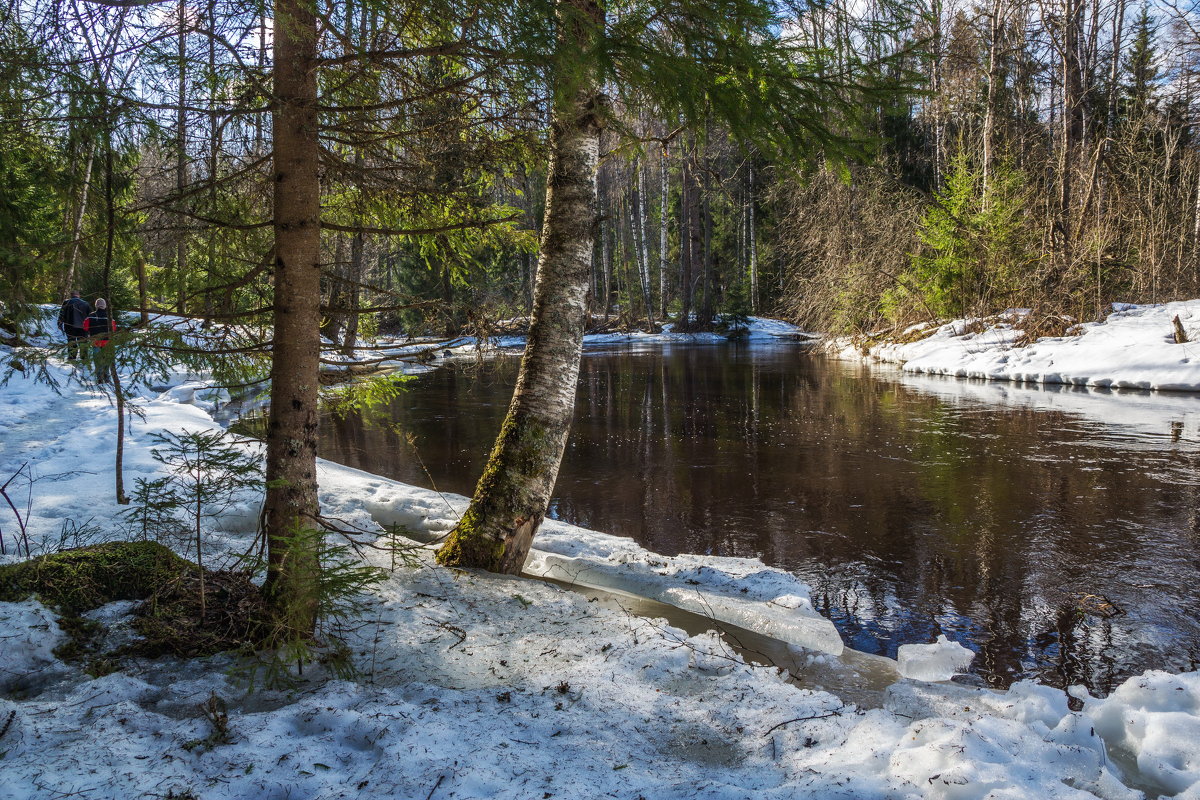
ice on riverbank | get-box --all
[833,300,1200,392]
[897,635,975,682]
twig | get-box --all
[0,709,16,742]
[424,774,446,800]
[427,620,467,650]
[0,462,32,557]
[763,707,846,737]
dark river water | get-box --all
[319,344,1200,693]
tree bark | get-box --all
[321,235,348,344]
[1057,0,1085,268]
[436,0,604,575]
[982,0,1005,207]
[262,0,322,634]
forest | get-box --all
[5,0,1200,797]
[5,0,1199,342]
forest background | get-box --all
[5,0,1198,343]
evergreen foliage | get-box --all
[138,430,263,565]
[892,155,1033,320]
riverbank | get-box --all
[830,300,1200,392]
[1,341,1199,798]
[322,315,816,372]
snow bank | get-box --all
[323,316,813,372]
[835,301,1200,392]
[1084,672,1200,796]
[894,368,1200,445]
[311,459,846,655]
[0,563,1182,800]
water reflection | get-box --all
[320,345,1200,693]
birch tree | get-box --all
[436,0,895,573]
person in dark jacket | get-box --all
[84,298,116,383]
[57,291,91,361]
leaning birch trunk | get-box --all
[262,0,322,634]
[436,0,604,574]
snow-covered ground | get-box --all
[3,330,1200,798]
[833,301,1200,392]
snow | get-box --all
[4,322,1200,798]
[0,601,64,693]
[833,301,1200,392]
[1084,672,1200,797]
[897,635,975,682]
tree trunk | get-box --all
[678,140,697,330]
[322,235,347,344]
[61,145,95,297]
[135,255,150,325]
[263,0,322,635]
[1057,0,1085,269]
[436,0,604,575]
[748,161,758,313]
[175,0,189,314]
[632,158,653,327]
[699,143,714,328]
[658,143,670,319]
[102,113,128,507]
[440,262,455,337]
[982,0,1005,207]
[343,230,364,356]
[600,165,612,321]
[113,362,129,506]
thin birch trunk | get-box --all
[631,158,653,327]
[982,0,1005,207]
[659,144,669,319]
[748,161,758,314]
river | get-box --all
[319,343,1200,693]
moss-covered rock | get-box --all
[1,542,272,662]
[0,541,194,613]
